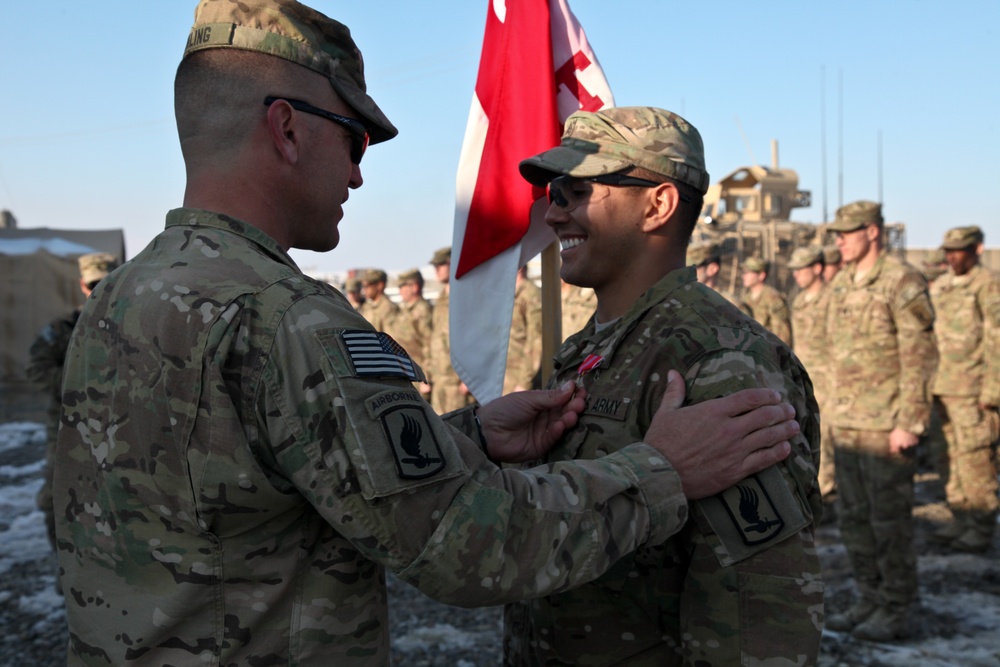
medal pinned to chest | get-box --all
[575,353,604,390]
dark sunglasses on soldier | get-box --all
[263,96,370,165]
[546,173,691,211]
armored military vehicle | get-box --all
[691,141,905,294]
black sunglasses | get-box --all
[546,173,691,210]
[263,96,370,165]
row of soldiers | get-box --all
[690,207,999,641]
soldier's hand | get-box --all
[476,382,587,463]
[888,427,920,454]
[644,370,796,499]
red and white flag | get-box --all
[450,0,613,403]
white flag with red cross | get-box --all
[450,0,613,403]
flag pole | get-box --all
[540,240,562,386]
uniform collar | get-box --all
[165,208,301,273]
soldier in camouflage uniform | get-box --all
[822,244,842,284]
[396,268,433,400]
[27,252,119,551]
[823,201,936,642]
[742,256,793,345]
[930,225,1000,553]
[687,241,752,315]
[788,246,837,504]
[344,276,365,310]
[560,279,596,339]
[921,247,949,284]
[503,265,543,394]
[506,106,824,666]
[54,10,801,661]
[425,246,476,412]
[358,268,416,346]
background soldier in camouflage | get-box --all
[395,268,433,400]
[687,241,752,315]
[506,106,823,666]
[359,267,416,345]
[789,246,836,507]
[824,200,936,642]
[560,278,596,339]
[27,251,118,552]
[425,246,477,412]
[921,247,949,284]
[344,276,365,310]
[503,265,543,393]
[930,225,1000,553]
[823,244,842,284]
[52,4,800,665]
[742,256,793,345]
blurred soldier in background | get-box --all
[396,268,433,400]
[344,276,365,311]
[823,244,842,284]
[788,246,836,509]
[824,201,936,642]
[27,252,119,551]
[426,247,475,412]
[503,265,543,394]
[741,256,792,345]
[359,268,416,345]
[930,225,1000,554]
[560,279,596,340]
[921,248,949,284]
[686,242,752,315]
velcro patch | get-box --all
[582,395,630,421]
[380,407,446,480]
[719,475,784,545]
[341,330,423,381]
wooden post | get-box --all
[540,240,562,386]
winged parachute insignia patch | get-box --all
[342,330,420,380]
[381,407,445,479]
[719,474,785,545]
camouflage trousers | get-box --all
[833,427,918,606]
[934,395,1000,538]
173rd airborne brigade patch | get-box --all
[343,330,443,479]
[693,466,809,567]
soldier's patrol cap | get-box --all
[519,107,711,194]
[787,246,825,270]
[183,0,397,145]
[940,225,984,250]
[361,268,387,284]
[78,252,120,285]
[923,248,947,266]
[828,200,883,232]
[742,257,769,273]
[822,245,841,266]
[430,247,451,266]
[686,242,721,267]
[344,277,362,292]
[396,268,423,285]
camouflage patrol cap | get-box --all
[940,225,984,250]
[78,252,120,284]
[183,0,397,144]
[923,248,947,266]
[686,242,721,267]
[787,246,824,270]
[396,268,423,285]
[822,245,841,266]
[361,268,387,284]
[344,277,362,293]
[519,107,710,193]
[430,247,451,266]
[828,200,883,232]
[743,257,769,274]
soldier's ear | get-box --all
[640,182,680,234]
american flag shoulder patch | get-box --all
[341,330,422,381]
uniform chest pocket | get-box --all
[841,289,894,336]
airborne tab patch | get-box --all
[342,330,421,380]
[380,407,446,479]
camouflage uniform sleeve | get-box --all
[258,296,688,607]
[893,271,937,434]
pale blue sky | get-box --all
[1,0,997,274]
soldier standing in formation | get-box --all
[822,244,842,284]
[824,201,936,642]
[921,247,949,284]
[27,252,119,552]
[687,242,752,315]
[929,225,1000,554]
[343,276,365,310]
[425,246,475,413]
[395,268,433,401]
[358,268,416,345]
[503,265,543,394]
[788,246,836,508]
[49,2,799,663]
[741,256,793,345]
[506,106,823,666]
